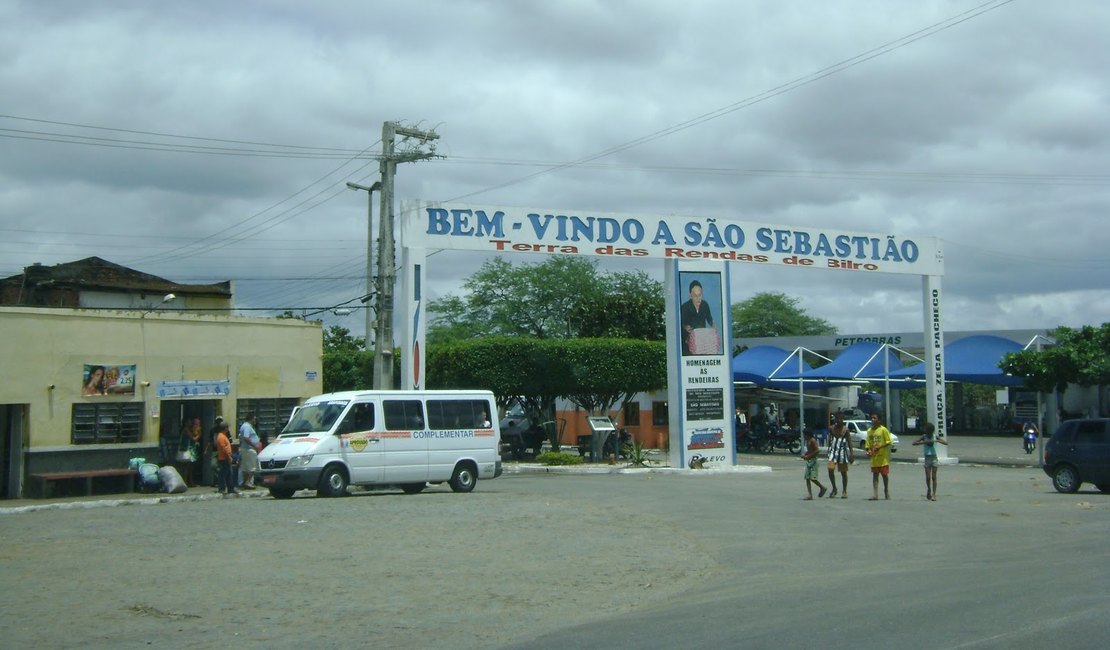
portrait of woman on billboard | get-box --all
[679,272,722,356]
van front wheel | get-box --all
[448,463,477,493]
[318,466,348,497]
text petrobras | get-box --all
[402,202,943,276]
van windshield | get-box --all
[282,400,350,434]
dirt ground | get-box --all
[0,480,717,649]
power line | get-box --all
[0,113,367,154]
[124,148,382,266]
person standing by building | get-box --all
[214,422,236,496]
[866,413,893,500]
[203,416,224,486]
[826,412,854,498]
[912,421,947,501]
[802,429,827,500]
[238,414,262,490]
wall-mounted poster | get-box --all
[82,364,137,396]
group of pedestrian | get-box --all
[180,413,265,496]
[803,412,947,501]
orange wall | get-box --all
[554,406,670,449]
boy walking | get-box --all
[866,413,893,500]
[802,429,827,500]
[912,421,948,501]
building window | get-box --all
[623,401,641,426]
[236,398,301,442]
[651,401,668,426]
[72,403,143,444]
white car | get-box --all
[844,420,899,452]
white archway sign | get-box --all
[399,200,946,469]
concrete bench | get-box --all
[30,468,136,499]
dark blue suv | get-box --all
[1043,418,1110,493]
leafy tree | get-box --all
[560,338,667,415]
[1001,323,1110,392]
[428,257,603,340]
[428,257,665,343]
[321,325,370,392]
[731,292,835,339]
[323,325,364,353]
[426,337,667,447]
[570,270,665,340]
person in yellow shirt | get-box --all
[866,413,893,500]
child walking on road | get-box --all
[867,413,893,500]
[913,421,948,501]
[802,429,827,500]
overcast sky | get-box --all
[2,0,1108,341]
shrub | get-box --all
[535,451,584,466]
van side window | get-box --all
[335,403,375,435]
[427,399,490,430]
[384,399,425,430]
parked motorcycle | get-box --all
[603,428,634,459]
[1023,427,1037,454]
[740,422,776,454]
[770,426,801,454]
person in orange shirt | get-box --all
[214,422,237,496]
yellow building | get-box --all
[0,268,323,498]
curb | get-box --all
[502,463,773,475]
[0,488,265,516]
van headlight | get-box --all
[287,455,313,468]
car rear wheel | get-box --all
[1052,465,1081,493]
[401,483,426,494]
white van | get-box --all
[256,390,502,498]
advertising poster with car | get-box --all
[666,261,735,469]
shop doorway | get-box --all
[2,404,27,499]
[158,399,221,484]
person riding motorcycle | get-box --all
[1022,420,1038,454]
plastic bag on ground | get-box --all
[137,463,161,492]
[158,465,187,493]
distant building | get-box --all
[0,256,232,312]
[0,258,322,499]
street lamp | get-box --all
[141,292,176,318]
[345,181,382,366]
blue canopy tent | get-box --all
[733,346,836,438]
[883,335,1026,386]
[776,341,919,389]
[732,345,815,386]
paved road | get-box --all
[2,435,1105,649]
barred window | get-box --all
[623,401,641,426]
[72,403,143,444]
[651,401,669,426]
[236,398,301,439]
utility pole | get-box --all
[374,121,438,390]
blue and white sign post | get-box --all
[399,200,946,466]
[665,261,735,469]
